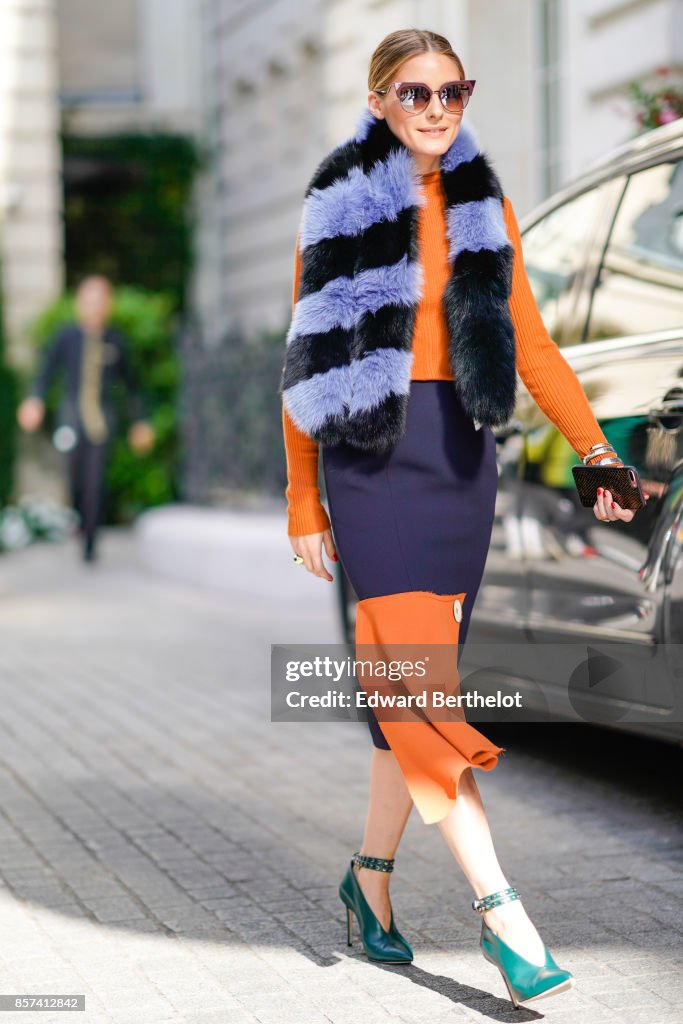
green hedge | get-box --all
[0,365,18,507]
[30,286,180,522]
[0,261,18,507]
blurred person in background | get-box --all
[16,275,155,562]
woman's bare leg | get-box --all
[437,767,547,965]
[354,747,414,930]
[354,756,548,962]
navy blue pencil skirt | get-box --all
[322,380,499,749]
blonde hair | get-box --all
[368,28,465,93]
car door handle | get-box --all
[649,388,683,432]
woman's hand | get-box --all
[290,528,338,582]
[592,461,650,523]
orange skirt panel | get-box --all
[355,590,506,825]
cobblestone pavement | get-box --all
[0,526,681,1024]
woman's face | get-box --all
[368,52,465,169]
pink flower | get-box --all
[656,66,670,77]
[658,108,679,124]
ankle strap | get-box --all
[352,851,394,873]
[472,885,520,913]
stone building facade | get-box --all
[0,0,62,368]
[191,0,683,344]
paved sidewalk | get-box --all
[0,520,681,1024]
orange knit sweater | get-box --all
[283,170,610,536]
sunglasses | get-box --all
[376,80,476,115]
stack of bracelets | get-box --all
[581,442,622,466]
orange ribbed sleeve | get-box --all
[282,231,332,537]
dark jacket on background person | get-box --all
[29,322,146,441]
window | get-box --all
[586,160,683,341]
[521,185,608,342]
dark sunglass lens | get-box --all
[398,85,431,112]
[442,84,470,112]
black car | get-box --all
[329,117,683,745]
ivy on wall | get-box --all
[29,130,202,520]
[62,132,201,310]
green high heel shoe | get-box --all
[473,886,574,1008]
[339,852,413,963]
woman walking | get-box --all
[280,28,646,1009]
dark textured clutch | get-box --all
[571,464,645,511]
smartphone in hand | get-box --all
[571,464,645,511]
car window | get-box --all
[586,160,683,340]
[521,185,609,343]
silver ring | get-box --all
[293,554,304,564]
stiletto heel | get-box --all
[339,852,413,963]
[472,886,574,1008]
[498,967,521,1008]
